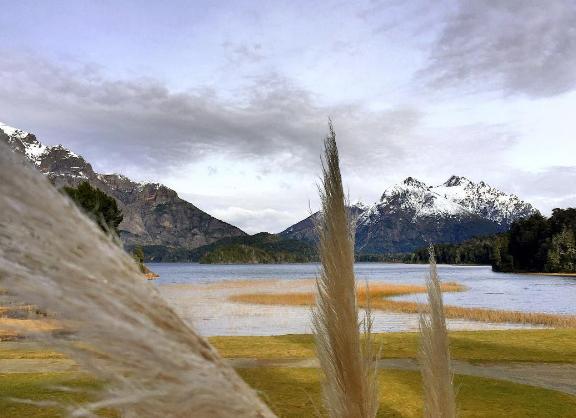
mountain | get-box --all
[281,176,538,254]
[0,122,246,252]
[280,203,367,243]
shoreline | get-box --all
[157,279,551,336]
[525,272,576,277]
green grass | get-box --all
[2,369,574,418]
[2,330,576,416]
[210,329,576,363]
[239,368,576,417]
[0,373,116,417]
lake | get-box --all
[152,262,576,315]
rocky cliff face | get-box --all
[282,176,538,254]
[1,122,246,250]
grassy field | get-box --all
[2,329,576,417]
[2,368,574,417]
[4,329,576,362]
[0,372,115,417]
[210,329,576,363]
[239,368,576,417]
[230,283,576,328]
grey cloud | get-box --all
[506,166,576,197]
[0,52,419,176]
[398,123,519,180]
[422,0,576,97]
[500,166,576,215]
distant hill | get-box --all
[0,122,246,252]
[134,232,318,263]
[282,176,537,254]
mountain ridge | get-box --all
[282,175,538,254]
[0,122,247,251]
[1,121,539,258]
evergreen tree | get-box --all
[508,214,550,271]
[546,228,576,273]
[63,182,123,235]
[132,245,147,273]
[133,245,145,264]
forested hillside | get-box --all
[410,208,576,273]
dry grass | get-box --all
[230,281,576,328]
[0,146,276,417]
[526,272,576,277]
[0,304,38,317]
[230,282,464,306]
[0,318,65,340]
[418,249,456,418]
[312,122,378,418]
[144,272,159,280]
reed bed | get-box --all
[230,283,576,328]
[230,282,464,305]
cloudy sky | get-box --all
[2,0,576,233]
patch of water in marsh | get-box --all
[152,263,567,336]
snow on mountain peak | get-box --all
[0,122,47,164]
[0,122,29,138]
[367,175,537,227]
[431,175,537,225]
[350,199,369,210]
[376,177,465,220]
[401,176,427,188]
[443,175,472,187]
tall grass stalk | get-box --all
[312,122,378,418]
[0,147,276,418]
[419,246,457,418]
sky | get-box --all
[1,0,576,233]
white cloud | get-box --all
[210,207,300,234]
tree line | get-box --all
[409,208,576,273]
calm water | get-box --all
[151,263,576,315]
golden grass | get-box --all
[313,125,378,418]
[230,281,576,328]
[0,305,38,317]
[230,282,464,306]
[0,318,65,340]
[418,252,456,418]
[144,272,159,280]
[525,272,576,277]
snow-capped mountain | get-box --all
[282,176,538,254]
[431,175,535,226]
[357,175,536,228]
[0,122,246,256]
